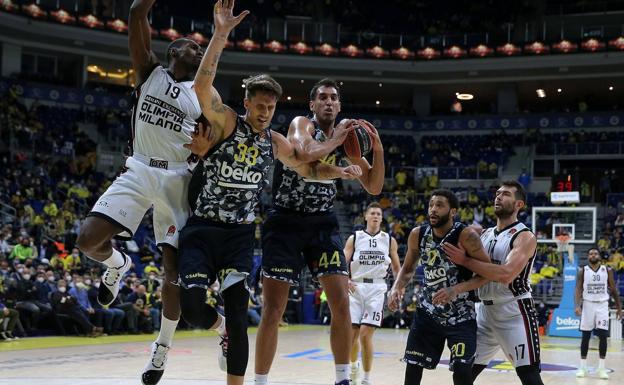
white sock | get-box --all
[351,361,359,370]
[363,371,371,380]
[214,313,226,335]
[254,373,268,384]
[155,316,179,347]
[102,248,125,268]
[580,358,587,369]
[335,364,350,382]
[599,358,605,369]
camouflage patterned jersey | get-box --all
[272,119,346,213]
[189,116,273,224]
[417,222,477,326]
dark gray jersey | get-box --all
[272,119,346,213]
[189,116,273,224]
[417,222,477,326]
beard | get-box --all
[589,257,601,264]
[430,212,451,228]
[495,204,515,219]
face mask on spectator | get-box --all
[17,267,24,273]
[37,277,45,283]
[149,262,155,267]
[23,274,31,280]
[85,279,92,286]
[65,275,72,282]
[149,275,156,280]
[94,281,100,289]
[58,286,67,293]
[47,276,55,282]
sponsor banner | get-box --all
[548,254,581,337]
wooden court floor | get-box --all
[0,325,621,384]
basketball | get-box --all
[343,123,373,158]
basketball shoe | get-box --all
[142,342,169,385]
[97,251,130,306]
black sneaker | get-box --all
[97,252,130,306]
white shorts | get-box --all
[89,155,191,249]
[580,300,609,331]
[349,282,387,327]
[474,298,541,367]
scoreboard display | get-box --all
[551,174,578,192]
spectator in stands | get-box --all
[0,300,20,340]
[518,168,531,189]
[63,248,83,272]
[615,214,624,229]
[69,276,104,331]
[8,237,34,263]
[51,279,103,336]
[141,272,161,295]
[11,266,52,332]
[127,284,158,333]
[612,231,624,253]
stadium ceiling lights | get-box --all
[456,93,474,100]
[536,89,546,98]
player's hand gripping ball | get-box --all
[342,121,373,159]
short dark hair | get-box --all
[431,189,459,210]
[166,38,194,65]
[501,180,527,203]
[366,202,382,212]
[244,74,283,99]
[588,246,600,254]
[309,78,341,101]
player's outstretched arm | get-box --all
[194,0,248,142]
[347,119,384,195]
[607,267,622,319]
[389,227,420,311]
[272,131,362,180]
[574,267,584,316]
[128,0,159,83]
[443,230,536,284]
[288,117,355,163]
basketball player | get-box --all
[345,202,401,385]
[388,189,491,385]
[574,247,622,379]
[442,181,545,385]
[75,1,222,384]
[179,2,361,385]
[255,78,385,385]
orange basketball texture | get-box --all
[343,125,372,158]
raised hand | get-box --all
[213,0,249,32]
[333,118,356,145]
[442,242,469,266]
[357,119,382,152]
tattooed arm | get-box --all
[194,0,248,144]
[272,131,362,180]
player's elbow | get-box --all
[365,183,383,196]
[498,270,516,284]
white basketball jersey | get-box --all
[131,66,202,162]
[582,265,609,302]
[350,230,391,281]
[478,222,536,302]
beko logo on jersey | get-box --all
[425,267,447,285]
[218,162,262,186]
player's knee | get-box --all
[359,326,375,340]
[222,281,250,376]
[180,287,217,328]
[515,364,543,385]
[76,225,102,255]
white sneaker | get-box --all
[361,379,372,385]
[97,252,130,306]
[598,368,609,380]
[218,332,228,372]
[350,361,361,383]
[576,368,587,378]
[141,342,169,385]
